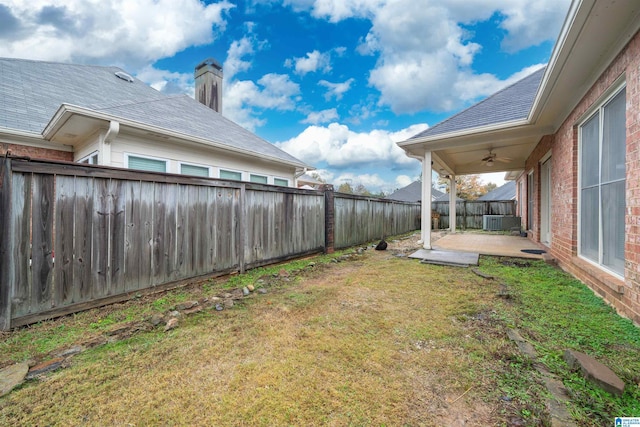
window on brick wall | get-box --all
[579,85,626,275]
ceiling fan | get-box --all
[481,150,512,167]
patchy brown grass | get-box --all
[0,238,543,426]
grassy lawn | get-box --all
[0,236,639,426]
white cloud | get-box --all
[0,0,234,68]
[275,122,427,168]
[135,65,195,96]
[286,49,332,75]
[302,108,339,124]
[223,36,302,131]
[318,78,355,101]
[285,0,570,114]
[395,175,413,188]
[224,37,256,81]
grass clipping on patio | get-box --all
[0,237,638,426]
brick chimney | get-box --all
[195,58,223,113]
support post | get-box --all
[238,183,246,274]
[421,151,432,249]
[449,174,456,233]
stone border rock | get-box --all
[506,328,577,427]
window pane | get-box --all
[250,174,268,184]
[128,155,166,172]
[181,164,209,177]
[274,178,288,186]
[602,180,625,273]
[602,90,626,182]
[581,113,599,188]
[220,170,242,180]
[580,186,599,262]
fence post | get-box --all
[239,183,246,274]
[321,184,335,254]
[0,157,13,330]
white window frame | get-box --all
[125,153,168,173]
[179,161,212,177]
[577,81,626,278]
[219,168,243,181]
[250,174,268,184]
[273,177,289,187]
[79,151,99,165]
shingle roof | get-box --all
[385,181,444,202]
[410,67,546,140]
[477,181,516,201]
[0,57,305,167]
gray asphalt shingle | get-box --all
[410,67,545,140]
[0,57,305,166]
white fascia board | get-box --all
[0,128,73,151]
[43,104,309,169]
[528,0,595,124]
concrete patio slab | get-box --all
[432,233,547,260]
[409,249,479,267]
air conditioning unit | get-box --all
[483,215,521,231]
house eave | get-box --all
[0,128,74,152]
[43,104,311,170]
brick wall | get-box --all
[0,143,73,162]
[525,29,640,324]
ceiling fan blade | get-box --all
[495,157,512,163]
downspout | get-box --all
[294,167,308,187]
[101,120,119,166]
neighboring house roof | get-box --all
[0,57,307,168]
[433,192,462,202]
[410,67,545,140]
[385,181,444,202]
[477,181,516,201]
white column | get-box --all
[449,174,456,233]
[421,151,432,249]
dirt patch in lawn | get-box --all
[0,238,546,426]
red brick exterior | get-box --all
[0,143,73,162]
[518,30,640,324]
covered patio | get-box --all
[408,231,548,267]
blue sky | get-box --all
[0,0,571,192]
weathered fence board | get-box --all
[333,194,420,249]
[0,159,420,328]
[432,200,516,229]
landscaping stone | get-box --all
[257,288,268,294]
[564,349,625,396]
[164,318,179,332]
[215,304,224,311]
[176,301,198,311]
[183,306,203,315]
[506,329,526,342]
[169,310,180,318]
[247,284,255,292]
[242,287,250,296]
[0,363,29,397]
[150,313,165,326]
[54,346,84,358]
[26,357,65,379]
[224,299,234,309]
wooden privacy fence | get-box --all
[432,200,517,229]
[0,158,419,329]
[333,193,421,249]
